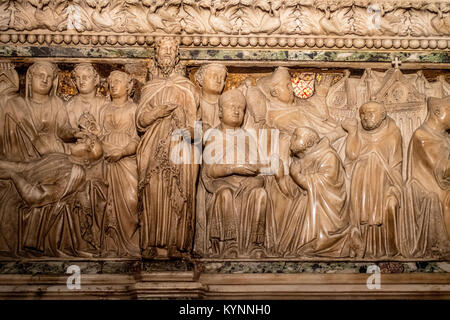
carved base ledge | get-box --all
[0,272,449,300]
[0,261,449,299]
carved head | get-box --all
[428,96,450,130]
[70,135,103,165]
[290,126,320,156]
[26,61,59,98]
[195,64,228,96]
[107,70,133,100]
[0,62,19,97]
[359,101,386,131]
[155,37,179,77]
[219,89,246,128]
[260,67,294,105]
[72,63,100,95]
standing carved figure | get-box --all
[136,37,199,258]
[100,71,140,257]
[65,63,108,252]
[66,63,107,129]
[343,101,403,258]
[0,62,19,255]
[403,96,450,258]
[195,63,228,130]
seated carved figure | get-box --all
[3,61,77,159]
[245,67,346,254]
[403,96,450,258]
[342,101,403,258]
[0,135,103,257]
[199,89,268,258]
[277,127,350,257]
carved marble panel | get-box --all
[0,36,449,261]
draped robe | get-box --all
[136,73,199,253]
[100,101,140,257]
[347,117,403,258]
[245,84,346,254]
[3,95,72,157]
[278,138,350,257]
[66,94,106,129]
[403,124,450,258]
[197,127,267,257]
[14,154,88,256]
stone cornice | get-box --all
[0,0,448,50]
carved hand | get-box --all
[105,149,123,162]
[157,103,178,118]
[289,160,302,176]
[73,129,86,140]
[341,118,358,133]
[234,164,259,176]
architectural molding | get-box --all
[0,1,448,50]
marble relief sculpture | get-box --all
[343,102,403,258]
[100,70,140,257]
[278,127,350,258]
[195,63,228,131]
[197,89,267,258]
[0,134,103,257]
[66,63,107,129]
[403,96,450,258]
[136,37,199,259]
[3,61,77,160]
[0,54,449,261]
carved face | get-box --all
[156,40,177,70]
[74,67,97,95]
[203,66,227,95]
[360,103,385,131]
[31,65,54,96]
[108,72,129,100]
[70,138,91,159]
[271,77,294,104]
[70,137,101,163]
[438,101,450,130]
[290,131,317,156]
[221,97,246,128]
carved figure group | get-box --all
[0,37,449,260]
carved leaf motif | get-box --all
[209,3,240,34]
[147,5,182,33]
[9,1,37,31]
[278,7,299,34]
[240,6,281,34]
[383,9,409,36]
[27,0,50,9]
[410,9,441,36]
[298,6,324,35]
[0,1,11,31]
[353,7,408,36]
[326,7,352,35]
[181,5,211,34]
